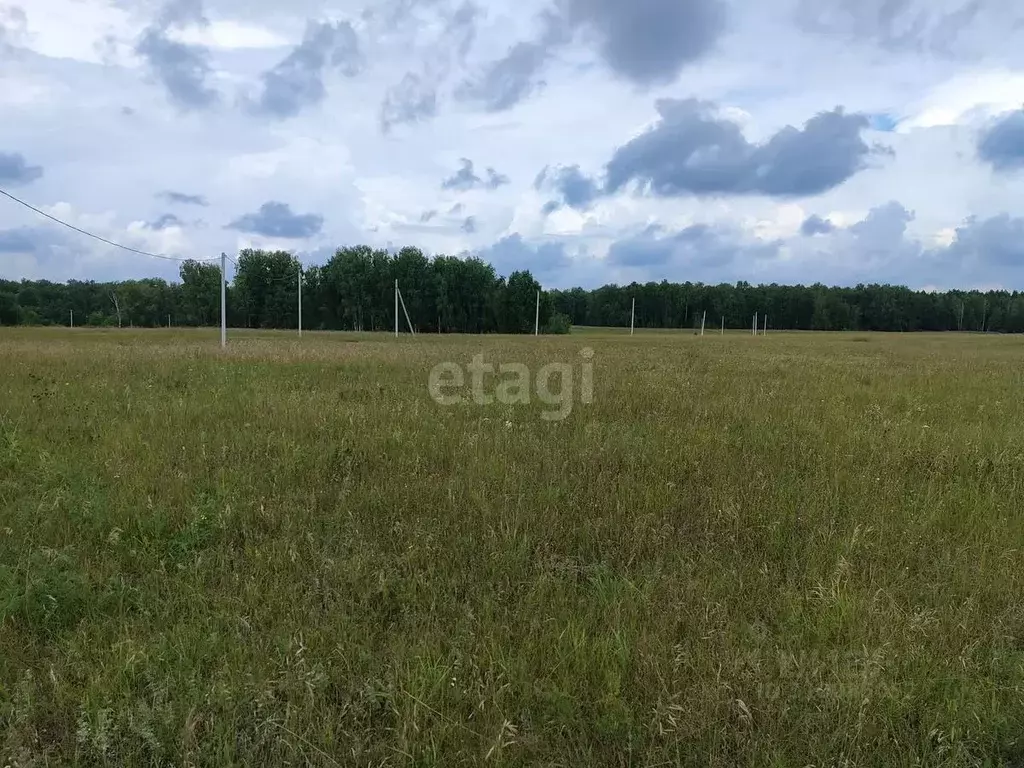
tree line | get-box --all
[2,246,1023,333]
[0,248,565,334]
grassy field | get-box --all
[2,327,1024,766]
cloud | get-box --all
[847,200,917,257]
[147,213,183,230]
[135,0,219,110]
[536,164,600,208]
[978,109,1024,172]
[0,5,27,50]
[457,38,554,112]
[460,0,726,112]
[420,209,437,222]
[461,215,477,233]
[795,0,990,55]
[226,201,323,238]
[944,213,1024,266]
[485,168,510,189]
[250,20,362,119]
[607,222,776,270]
[160,190,209,206]
[557,99,884,203]
[476,233,572,277]
[0,151,43,185]
[564,0,727,85]
[801,214,836,235]
[440,158,510,191]
[380,73,437,131]
[457,8,571,112]
[0,228,37,253]
[441,158,480,190]
[380,2,477,130]
[449,203,464,215]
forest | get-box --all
[2,245,1023,333]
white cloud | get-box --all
[171,20,290,50]
[14,0,135,64]
[899,70,1024,130]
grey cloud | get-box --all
[944,213,1024,266]
[588,99,880,201]
[441,158,510,191]
[978,109,1024,172]
[608,222,775,270]
[457,38,553,112]
[461,216,477,233]
[0,225,181,283]
[477,233,572,277]
[449,203,464,215]
[470,205,1024,290]
[565,0,727,85]
[539,164,600,209]
[796,0,976,52]
[135,0,219,110]
[379,2,477,130]
[442,158,481,190]
[226,201,323,238]
[0,228,37,253]
[541,201,561,216]
[461,0,725,113]
[420,209,438,222]
[160,190,208,206]
[485,168,510,189]
[447,1,479,59]
[251,20,362,119]
[819,204,1024,287]
[0,151,43,185]
[801,214,836,236]
[380,72,437,132]
[0,5,27,50]
[849,200,914,242]
[156,0,206,28]
[440,157,507,191]
[147,213,183,230]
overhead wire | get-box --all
[0,187,219,263]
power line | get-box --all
[0,187,217,263]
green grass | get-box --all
[2,327,1024,766]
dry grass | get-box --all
[2,326,1024,766]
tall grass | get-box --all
[2,327,1023,766]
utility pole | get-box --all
[220,252,227,349]
[535,290,540,336]
[394,279,399,338]
[298,267,303,338]
[70,309,74,328]
[701,310,706,336]
[721,315,724,335]
[630,298,635,336]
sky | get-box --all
[0,0,1023,290]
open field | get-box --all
[2,327,1024,766]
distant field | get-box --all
[2,327,1024,766]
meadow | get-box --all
[1,326,1023,766]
